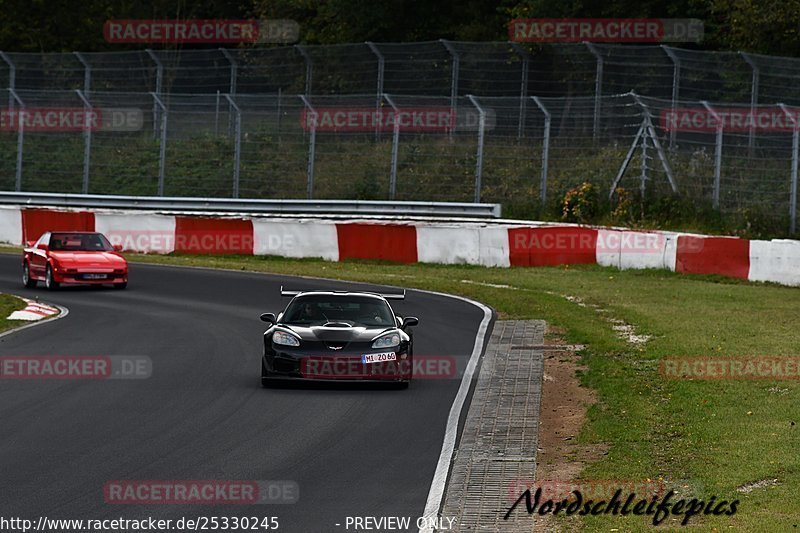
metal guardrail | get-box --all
[0,191,502,218]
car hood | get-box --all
[282,325,394,343]
[49,251,126,267]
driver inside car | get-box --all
[301,302,325,322]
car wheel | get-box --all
[45,265,59,291]
[113,282,128,290]
[22,262,36,288]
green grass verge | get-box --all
[0,292,28,335]
[115,252,800,531]
[2,246,796,529]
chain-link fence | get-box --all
[4,42,800,105]
[1,88,797,232]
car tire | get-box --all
[22,262,36,288]
[113,282,128,290]
[45,265,59,291]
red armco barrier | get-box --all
[336,223,418,263]
[21,208,95,243]
[4,207,799,288]
[675,235,750,279]
[174,216,254,255]
[508,226,598,267]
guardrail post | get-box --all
[296,45,313,95]
[75,90,93,194]
[585,42,603,140]
[741,52,759,153]
[150,92,168,196]
[8,89,24,191]
[224,94,242,198]
[702,101,723,209]
[531,96,550,208]
[661,45,680,150]
[300,95,317,199]
[511,44,530,139]
[441,40,460,134]
[146,49,163,139]
[384,93,401,199]
[779,104,798,234]
[367,42,385,140]
[467,95,486,203]
[74,52,91,94]
[1,52,15,110]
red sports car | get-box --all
[22,231,128,290]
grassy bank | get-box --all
[0,293,27,335]
[114,252,800,531]
[0,131,794,238]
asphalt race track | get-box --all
[0,254,489,532]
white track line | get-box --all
[415,289,493,533]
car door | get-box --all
[29,232,50,277]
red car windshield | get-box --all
[49,233,113,252]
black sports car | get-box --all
[260,288,418,388]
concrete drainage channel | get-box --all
[440,320,545,531]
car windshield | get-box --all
[49,233,113,252]
[282,295,395,327]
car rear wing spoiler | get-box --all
[280,286,406,300]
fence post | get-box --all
[146,49,163,139]
[220,49,238,138]
[75,90,93,194]
[441,40,460,134]
[73,52,91,94]
[701,101,723,209]
[740,52,759,153]
[299,95,317,199]
[0,52,15,110]
[467,95,485,203]
[224,94,242,198]
[778,103,798,234]
[367,42,384,140]
[8,89,24,191]
[511,43,530,139]
[531,96,550,208]
[585,42,602,140]
[150,92,168,196]
[383,93,401,200]
[296,45,313,95]
[661,45,680,150]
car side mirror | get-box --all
[260,313,276,324]
[402,316,419,329]
[36,243,49,251]
[113,244,123,252]
[26,240,36,248]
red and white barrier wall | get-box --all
[1,206,798,287]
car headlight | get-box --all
[372,333,400,349]
[273,330,300,347]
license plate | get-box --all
[83,273,107,280]
[362,352,397,364]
